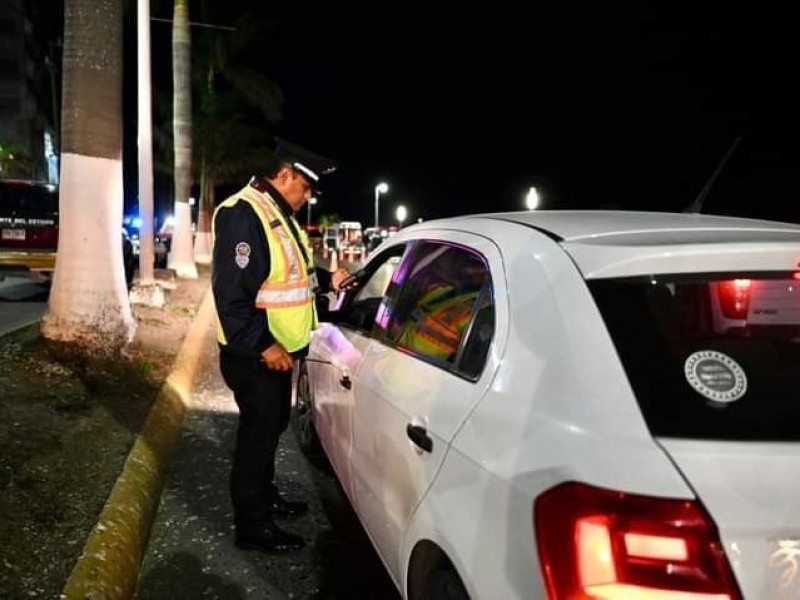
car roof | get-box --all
[399,210,800,279]
[476,210,800,243]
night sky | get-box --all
[56,2,800,225]
[218,3,799,225]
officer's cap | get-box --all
[274,137,337,189]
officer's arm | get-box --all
[212,203,276,354]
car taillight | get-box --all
[534,482,741,600]
[717,279,751,319]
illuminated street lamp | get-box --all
[525,186,540,210]
[307,196,318,228]
[374,182,389,228]
[396,204,407,228]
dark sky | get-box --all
[230,3,799,226]
[56,2,800,225]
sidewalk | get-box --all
[134,300,398,599]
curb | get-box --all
[60,288,216,600]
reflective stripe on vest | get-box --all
[213,184,317,352]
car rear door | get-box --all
[350,233,501,582]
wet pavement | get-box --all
[135,311,399,600]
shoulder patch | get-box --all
[235,242,251,269]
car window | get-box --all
[590,272,800,441]
[337,245,406,333]
[385,241,494,376]
[354,256,401,302]
[0,183,58,215]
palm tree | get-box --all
[318,213,342,233]
[191,13,283,263]
[41,0,134,352]
[168,0,197,278]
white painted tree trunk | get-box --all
[168,0,198,279]
[42,0,134,353]
[168,202,197,278]
[193,169,212,264]
[42,154,135,349]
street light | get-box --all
[525,186,540,211]
[396,204,407,228]
[307,196,318,229]
[374,182,389,228]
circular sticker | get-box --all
[684,350,747,404]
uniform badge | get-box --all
[235,242,251,269]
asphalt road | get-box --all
[136,311,399,600]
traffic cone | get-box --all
[329,250,338,271]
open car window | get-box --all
[336,244,407,334]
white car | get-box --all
[293,210,800,600]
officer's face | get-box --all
[279,168,314,211]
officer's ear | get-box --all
[276,166,293,185]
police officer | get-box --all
[212,137,349,553]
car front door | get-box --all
[307,244,408,502]
[350,234,501,582]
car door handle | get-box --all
[339,374,352,390]
[406,424,433,453]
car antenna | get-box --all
[685,134,742,214]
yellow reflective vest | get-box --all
[398,284,479,361]
[213,184,318,353]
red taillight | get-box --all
[716,279,751,319]
[534,482,741,600]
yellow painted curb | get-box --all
[61,288,216,600]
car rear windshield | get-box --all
[0,184,58,215]
[589,272,800,441]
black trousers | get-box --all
[219,351,292,528]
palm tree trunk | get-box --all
[168,0,198,278]
[41,0,135,353]
[193,152,213,264]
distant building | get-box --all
[0,0,59,182]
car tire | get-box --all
[291,360,327,468]
[422,566,469,600]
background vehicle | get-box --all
[324,221,364,254]
[363,226,398,252]
[0,180,141,285]
[123,214,169,268]
[0,179,58,254]
[294,210,800,599]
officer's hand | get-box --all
[262,343,294,371]
[331,268,352,292]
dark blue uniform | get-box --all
[212,178,333,534]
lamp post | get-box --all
[307,196,318,229]
[525,186,540,211]
[374,182,389,228]
[396,204,407,228]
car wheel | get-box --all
[422,566,469,600]
[291,361,326,466]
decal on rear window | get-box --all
[684,350,747,404]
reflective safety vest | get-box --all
[398,284,479,361]
[213,184,318,353]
